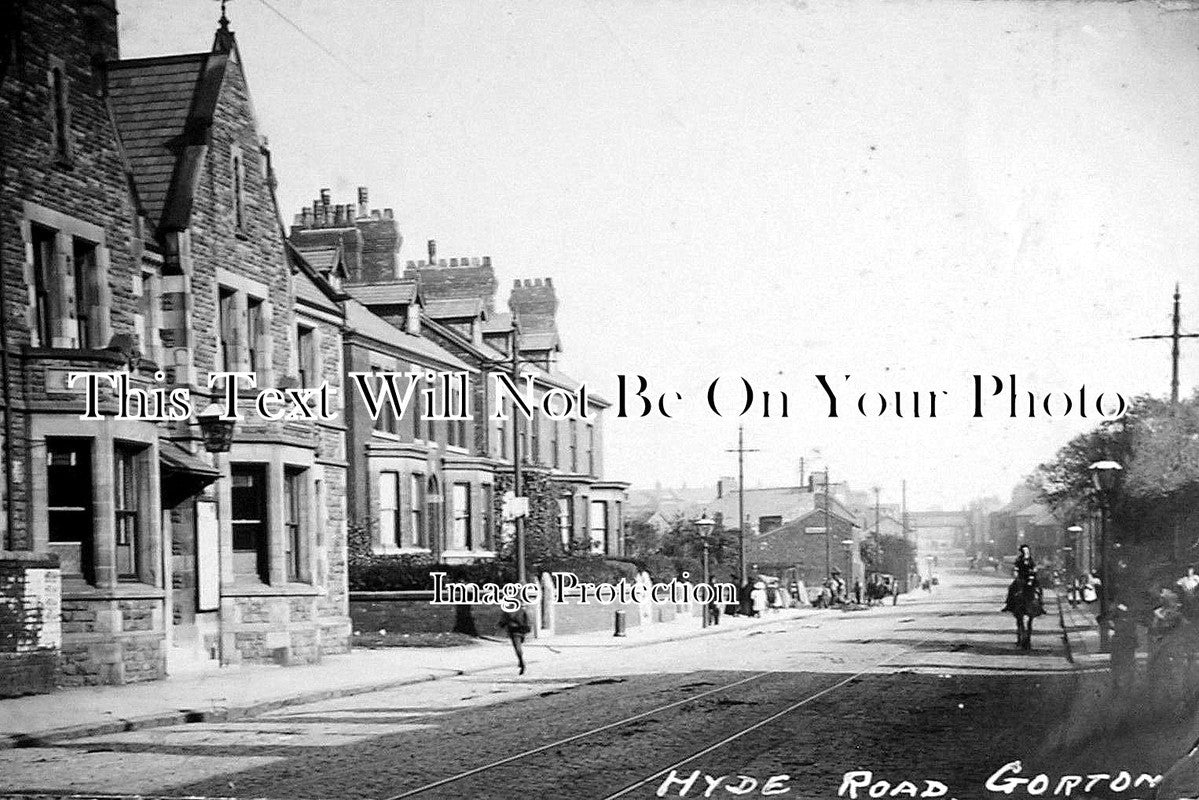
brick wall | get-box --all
[0,556,60,697]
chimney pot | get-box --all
[483,256,491,267]
[371,209,381,220]
[545,277,553,286]
[450,258,459,267]
[320,188,331,207]
[427,239,437,261]
[383,208,394,219]
[513,280,521,288]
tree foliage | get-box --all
[1028,392,1199,544]
[860,534,915,578]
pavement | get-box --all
[0,603,814,749]
[0,570,1164,799]
[1053,586,1107,666]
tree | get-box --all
[860,534,915,579]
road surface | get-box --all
[0,570,1191,799]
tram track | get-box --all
[382,629,949,799]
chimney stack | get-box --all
[320,188,331,208]
[427,239,437,262]
[357,187,369,219]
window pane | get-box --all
[284,469,304,582]
[410,474,425,548]
[32,226,55,347]
[114,445,144,581]
[218,288,236,372]
[72,239,96,349]
[247,298,264,377]
[452,483,470,550]
[231,464,268,582]
[589,501,607,554]
[379,472,398,548]
[47,439,94,582]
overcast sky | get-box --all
[120,0,1199,511]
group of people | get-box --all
[1065,571,1102,606]
[745,579,792,616]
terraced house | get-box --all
[0,0,350,694]
[290,196,629,561]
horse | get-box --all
[1003,579,1044,650]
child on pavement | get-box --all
[497,606,532,675]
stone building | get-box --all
[289,195,629,560]
[0,1,350,692]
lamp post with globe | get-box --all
[695,514,716,628]
[1088,460,1122,652]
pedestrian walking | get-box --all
[853,580,862,605]
[497,606,532,675]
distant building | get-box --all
[907,511,970,566]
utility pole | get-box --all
[873,486,881,541]
[823,469,832,580]
[1134,283,1199,404]
[901,479,910,587]
[726,426,758,585]
[510,322,525,584]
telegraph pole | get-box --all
[510,322,525,583]
[1134,283,1199,404]
[901,480,910,587]
[873,486,881,540]
[823,469,832,580]
[726,426,758,585]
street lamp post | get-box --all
[1066,525,1082,578]
[695,514,716,628]
[1088,460,1122,653]
[841,538,855,601]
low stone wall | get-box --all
[350,592,506,636]
[221,593,351,666]
[0,553,61,697]
[348,591,686,638]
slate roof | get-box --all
[346,281,419,306]
[483,312,514,334]
[106,52,227,231]
[345,300,471,370]
[294,272,339,314]
[705,487,857,531]
[425,297,485,320]
[519,330,561,352]
[296,246,340,272]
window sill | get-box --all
[440,549,498,560]
[62,581,165,601]
[223,580,322,597]
[375,546,432,556]
[371,430,402,441]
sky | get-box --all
[119,0,1199,511]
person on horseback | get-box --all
[1002,544,1044,649]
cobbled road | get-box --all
[1,571,1192,800]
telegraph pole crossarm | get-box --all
[1133,283,1199,404]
